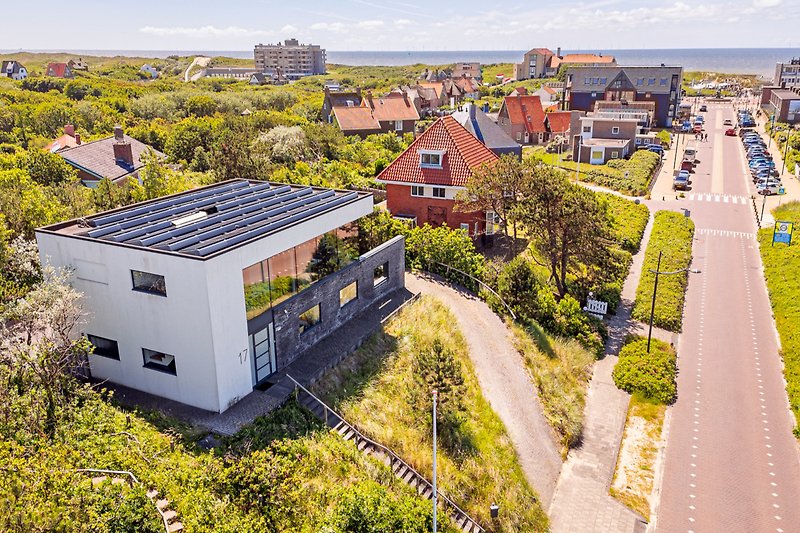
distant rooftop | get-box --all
[39,180,369,259]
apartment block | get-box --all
[254,38,326,80]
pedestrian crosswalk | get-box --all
[683,193,751,204]
[696,228,754,239]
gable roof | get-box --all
[1,61,25,75]
[326,90,363,108]
[46,134,81,153]
[333,106,382,133]
[375,115,497,187]
[527,48,555,56]
[501,94,547,134]
[546,111,572,134]
[366,93,420,122]
[59,134,165,182]
[550,54,616,70]
[451,104,519,152]
[47,62,70,78]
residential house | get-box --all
[548,53,616,76]
[35,178,404,412]
[454,76,481,100]
[0,60,27,80]
[332,91,419,138]
[451,103,521,159]
[375,115,498,236]
[497,93,547,145]
[419,68,451,82]
[250,73,268,85]
[46,62,73,79]
[322,86,363,123]
[508,86,528,97]
[513,48,556,80]
[45,124,82,153]
[140,64,159,78]
[573,116,639,164]
[534,85,561,104]
[565,65,683,127]
[452,62,482,80]
[254,39,326,79]
[544,110,577,148]
[58,126,166,187]
[442,79,464,106]
[67,58,89,71]
[416,82,447,109]
[204,67,258,79]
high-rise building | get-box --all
[774,58,800,88]
[254,38,326,80]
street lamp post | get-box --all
[432,390,438,533]
[673,130,682,169]
[768,114,776,150]
[576,135,582,181]
[647,250,701,352]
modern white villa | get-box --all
[36,179,405,413]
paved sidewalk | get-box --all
[549,211,673,533]
[405,273,563,507]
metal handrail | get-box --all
[429,261,516,320]
[287,374,484,532]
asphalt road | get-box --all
[654,102,800,532]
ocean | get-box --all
[5,48,799,78]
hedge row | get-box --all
[612,336,678,404]
[585,151,661,196]
[602,193,650,254]
[631,210,695,332]
[758,201,800,436]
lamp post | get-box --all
[647,251,701,352]
[432,390,438,533]
[768,114,776,150]
[673,130,682,169]
[575,134,582,181]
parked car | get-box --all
[647,144,665,156]
[724,119,733,126]
[674,172,689,190]
[693,124,703,133]
[700,105,708,112]
[757,183,781,195]
[725,128,737,136]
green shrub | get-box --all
[602,193,650,253]
[612,337,677,404]
[632,211,694,331]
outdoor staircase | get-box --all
[80,469,183,533]
[289,375,485,533]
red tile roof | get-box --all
[366,93,420,122]
[45,134,81,153]
[375,116,497,187]
[528,48,555,56]
[546,111,572,134]
[550,54,616,69]
[47,62,69,78]
[501,94,547,134]
[333,106,381,132]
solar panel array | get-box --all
[82,180,362,257]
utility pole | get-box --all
[673,130,682,169]
[647,251,662,353]
[432,390,438,533]
[575,134,582,180]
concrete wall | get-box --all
[385,183,485,234]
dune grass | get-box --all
[509,320,595,455]
[313,295,549,532]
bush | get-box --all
[632,211,694,332]
[612,337,677,404]
[602,193,650,253]
[582,151,661,196]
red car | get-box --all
[725,128,736,136]
[693,124,703,133]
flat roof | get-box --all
[582,139,629,147]
[772,89,800,100]
[38,179,370,259]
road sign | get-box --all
[773,220,794,246]
[779,187,785,195]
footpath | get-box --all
[548,209,674,533]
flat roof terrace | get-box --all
[39,179,371,259]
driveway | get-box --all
[405,273,562,507]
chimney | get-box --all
[64,124,75,137]
[75,133,81,145]
[557,47,561,58]
[469,103,476,120]
[112,126,133,166]
[365,91,374,108]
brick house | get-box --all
[322,86,363,123]
[332,91,419,138]
[497,93,548,145]
[375,116,498,236]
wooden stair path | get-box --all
[288,375,485,533]
[78,469,183,532]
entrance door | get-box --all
[251,322,277,385]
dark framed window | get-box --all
[411,185,424,197]
[299,304,321,334]
[87,334,120,360]
[339,281,358,307]
[432,187,445,198]
[374,262,389,286]
[131,270,166,296]
[142,348,177,375]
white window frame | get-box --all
[611,126,620,135]
[411,185,424,197]
[432,187,446,198]
[419,150,444,168]
[395,120,403,131]
[611,151,620,159]
[459,223,470,232]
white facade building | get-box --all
[36,180,402,413]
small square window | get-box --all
[131,270,166,296]
[612,127,620,134]
[583,125,591,133]
[299,304,321,334]
[420,152,442,168]
[339,281,358,307]
[611,151,619,159]
[411,185,424,197]
[142,348,176,375]
[459,223,470,232]
[432,187,445,198]
[374,262,389,286]
[87,334,119,360]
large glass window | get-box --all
[142,348,176,375]
[131,270,166,296]
[299,304,321,334]
[340,281,358,307]
[87,334,119,360]
[374,262,388,286]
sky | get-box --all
[2,0,799,51]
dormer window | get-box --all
[420,150,444,168]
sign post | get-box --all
[772,221,794,246]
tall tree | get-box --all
[518,165,613,298]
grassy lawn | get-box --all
[313,295,549,532]
[631,211,695,332]
[758,201,800,436]
[602,193,650,254]
[610,394,666,520]
[509,321,595,455]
